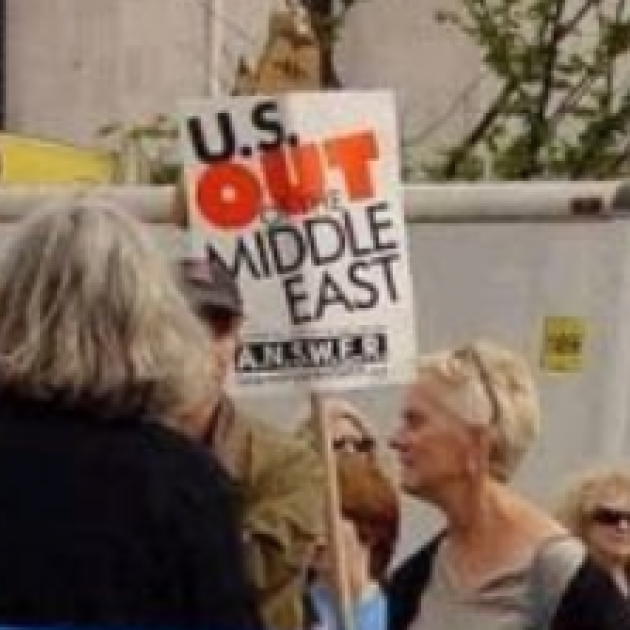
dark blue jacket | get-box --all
[0,391,263,629]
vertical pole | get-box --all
[0,0,6,126]
[208,0,224,96]
[312,393,355,630]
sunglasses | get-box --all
[589,506,630,528]
[332,437,375,454]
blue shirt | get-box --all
[309,580,386,630]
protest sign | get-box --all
[180,91,416,393]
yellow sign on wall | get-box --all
[0,133,114,184]
[541,316,587,372]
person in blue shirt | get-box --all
[303,399,400,630]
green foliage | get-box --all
[96,114,180,184]
[414,0,630,181]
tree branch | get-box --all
[519,0,568,177]
[443,79,517,177]
[599,132,630,176]
[560,0,603,36]
[603,0,629,111]
[570,98,630,177]
[409,72,488,147]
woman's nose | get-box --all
[389,427,404,451]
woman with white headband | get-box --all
[387,339,630,630]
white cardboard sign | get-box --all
[180,91,416,394]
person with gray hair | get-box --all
[387,339,630,630]
[0,201,262,629]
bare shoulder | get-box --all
[511,493,569,545]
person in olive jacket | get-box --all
[177,248,326,630]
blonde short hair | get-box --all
[418,339,540,481]
[0,201,217,420]
[556,468,630,540]
[321,397,374,439]
[296,396,376,450]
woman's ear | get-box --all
[467,424,493,476]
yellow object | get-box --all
[0,133,114,184]
[541,316,587,372]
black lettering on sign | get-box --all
[252,100,285,151]
[236,332,388,373]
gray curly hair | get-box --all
[0,200,217,420]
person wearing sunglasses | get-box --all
[388,339,630,630]
[325,397,378,459]
[306,454,399,630]
[557,468,630,598]
[175,248,325,630]
[299,397,399,630]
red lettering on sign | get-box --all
[196,162,262,229]
[324,130,378,201]
[194,129,380,230]
[262,143,324,216]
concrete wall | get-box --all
[5,0,213,145]
[4,0,627,168]
[4,0,478,150]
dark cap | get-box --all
[179,246,244,317]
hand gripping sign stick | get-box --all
[310,392,355,630]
